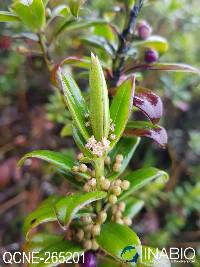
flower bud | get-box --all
[81,216,92,224]
[121,180,130,191]
[116,218,123,225]
[80,164,87,173]
[113,163,121,172]
[144,49,159,63]
[112,186,122,196]
[100,179,110,191]
[76,229,84,241]
[114,179,122,187]
[72,166,79,172]
[137,20,152,40]
[123,217,132,226]
[91,239,99,251]
[110,134,116,140]
[105,156,111,165]
[98,211,107,223]
[118,202,126,212]
[109,194,117,204]
[115,210,122,219]
[92,224,101,236]
[83,183,90,192]
[88,178,96,187]
[83,240,92,250]
[116,154,123,163]
[111,205,118,214]
[77,153,84,160]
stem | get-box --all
[38,32,53,71]
[111,0,144,87]
[94,157,104,190]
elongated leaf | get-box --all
[18,150,74,171]
[124,198,144,219]
[69,0,85,17]
[42,0,49,6]
[51,5,70,18]
[134,87,163,124]
[12,0,46,31]
[23,196,61,240]
[119,167,169,200]
[96,223,141,265]
[89,53,110,140]
[81,36,115,56]
[54,19,108,38]
[29,239,83,267]
[108,137,140,180]
[0,11,20,22]
[126,63,200,75]
[57,69,90,141]
[133,35,169,54]
[55,191,107,226]
[125,121,168,148]
[110,78,135,148]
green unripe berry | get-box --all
[113,163,121,172]
[105,156,111,165]
[116,154,123,163]
[116,218,123,225]
[101,179,110,191]
[118,202,126,212]
[123,217,132,226]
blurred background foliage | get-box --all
[0,0,200,266]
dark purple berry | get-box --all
[144,49,159,63]
[80,251,97,267]
[137,21,152,40]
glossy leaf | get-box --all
[110,78,135,148]
[23,196,61,240]
[81,36,115,56]
[42,0,49,6]
[12,0,46,31]
[69,0,85,17]
[51,5,70,18]
[126,63,200,75]
[108,137,140,180]
[26,233,64,252]
[125,121,168,148]
[134,87,163,124]
[57,69,90,141]
[119,167,169,200]
[60,124,72,137]
[0,11,20,22]
[89,53,110,140]
[124,197,144,219]
[29,239,83,267]
[18,150,74,172]
[133,35,169,54]
[55,191,107,226]
[96,223,141,264]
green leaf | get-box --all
[124,197,144,219]
[81,36,115,56]
[126,63,200,75]
[108,137,140,180]
[89,53,110,140]
[60,124,72,137]
[26,233,64,252]
[69,0,85,17]
[42,0,49,6]
[51,5,70,18]
[18,150,74,172]
[133,36,169,54]
[57,70,90,141]
[12,0,45,31]
[0,11,20,22]
[119,167,169,200]
[29,238,83,267]
[23,196,61,240]
[110,78,135,148]
[55,191,107,226]
[96,222,141,264]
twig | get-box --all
[38,32,53,71]
[111,0,144,87]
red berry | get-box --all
[80,251,97,267]
[137,21,152,40]
[144,49,159,63]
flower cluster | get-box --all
[85,136,110,157]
